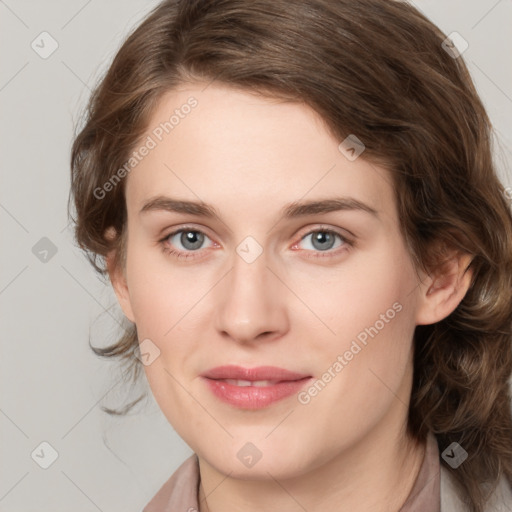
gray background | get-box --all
[1,1,511,510]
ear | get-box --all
[105,231,136,323]
[415,249,474,326]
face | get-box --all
[113,83,428,479]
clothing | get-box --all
[441,462,512,512]
[143,432,512,511]
[399,431,439,511]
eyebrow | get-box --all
[139,196,379,220]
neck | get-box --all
[197,416,426,512]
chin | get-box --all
[200,444,316,481]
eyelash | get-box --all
[159,225,354,261]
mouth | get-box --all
[219,379,286,387]
[200,365,313,409]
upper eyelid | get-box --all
[161,225,215,243]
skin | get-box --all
[108,83,473,512]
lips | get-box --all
[201,365,312,409]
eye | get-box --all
[160,227,214,260]
[293,228,352,257]
[160,226,353,261]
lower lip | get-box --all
[202,377,312,409]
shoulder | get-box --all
[143,454,200,512]
[441,465,512,512]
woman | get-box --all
[69,1,512,510]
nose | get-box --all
[213,248,289,345]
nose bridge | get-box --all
[214,241,288,342]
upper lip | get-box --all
[201,365,310,382]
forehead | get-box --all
[124,83,395,223]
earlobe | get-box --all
[415,252,473,326]
[106,250,136,323]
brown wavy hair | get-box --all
[69,0,512,510]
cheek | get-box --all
[294,240,416,344]
[296,241,418,406]
[124,244,209,384]
[124,242,184,336]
